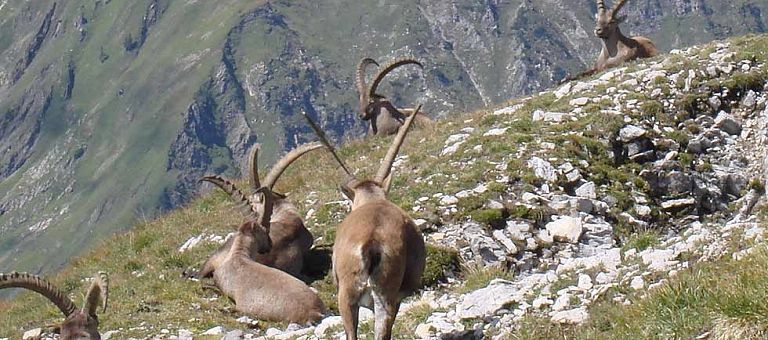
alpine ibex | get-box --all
[0,272,108,340]
[196,142,323,279]
[213,218,327,323]
[570,0,658,80]
[303,106,426,340]
[356,57,433,136]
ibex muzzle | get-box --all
[0,272,109,340]
[303,106,426,340]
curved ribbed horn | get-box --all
[374,104,422,184]
[611,0,628,15]
[248,144,262,190]
[356,58,379,112]
[263,142,325,190]
[368,57,423,99]
[83,272,108,316]
[252,187,273,229]
[200,176,256,216]
[0,272,77,317]
[597,0,606,11]
[301,111,354,179]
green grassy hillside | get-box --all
[1,0,767,300]
[2,33,768,339]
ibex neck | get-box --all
[601,27,627,58]
[271,201,301,223]
[229,235,252,257]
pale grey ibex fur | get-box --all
[303,106,426,340]
[0,272,108,340]
[196,142,323,279]
[571,0,658,80]
[357,57,433,136]
[213,218,327,323]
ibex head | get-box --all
[201,142,324,233]
[0,272,109,340]
[594,0,628,39]
[302,104,422,208]
[233,219,272,255]
[356,57,423,120]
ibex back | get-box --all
[214,219,327,323]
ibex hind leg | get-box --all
[339,286,361,340]
[372,290,399,340]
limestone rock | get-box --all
[545,217,583,243]
[619,124,647,142]
[714,111,743,135]
[528,157,557,182]
[22,328,42,340]
[551,307,589,325]
[575,181,596,199]
[458,280,521,319]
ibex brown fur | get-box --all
[572,0,658,80]
[357,57,433,136]
[0,272,108,340]
[213,219,327,323]
[197,142,323,279]
[304,106,426,340]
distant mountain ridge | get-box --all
[0,0,766,273]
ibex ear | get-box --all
[83,272,109,316]
[340,184,355,202]
[48,324,62,334]
[382,174,393,194]
[614,14,627,23]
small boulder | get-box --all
[619,125,647,142]
[714,111,742,135]
[545,217,583,243]
[551,308,589,325]
[575,181,597,199]
[22,328,42,340]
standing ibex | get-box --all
[196,142,323,279]
[570,0,658,80]
[303,106,426,340]
[213,218,327,323]
[0,272,108,340]
[356,57,432,136]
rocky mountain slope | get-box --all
[1,0,768,282]
[2,34,768,339]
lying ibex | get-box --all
[214,218,327,323]
[303,107,426,340]
[0,272,108,340]
[196,142,323,279]
[570,0,658,80]
[356,57,433,136]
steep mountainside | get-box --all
[0,0,766,274]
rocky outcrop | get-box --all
[12,2,57,83]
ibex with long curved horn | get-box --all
[195,142,324,279]
[569,0,657,80]
[213,218,327,323]
[357,57,433,136]
[0,272,108,340]
[303,106,426,340]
